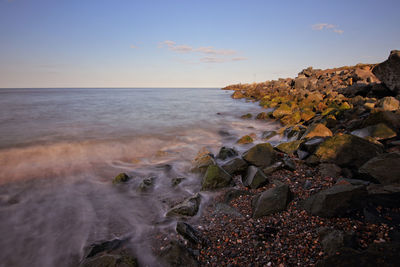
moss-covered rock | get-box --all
[276,140,303,155]
[241,113,252,119]
[362,111,400,133]
[166,193,201,217]
[280,111,301,125]
[301,109,316,122]
[314,134,383,168]
[351,123,397,140]
[261,130,277,140]
[191,148,215,173]
[112,173,131,184]
[201,165,232,190]
[272,104,293,118]
[301,123,333,139]
[237,135,254,144]
[256,112,268,120]
[243,143,276,168]
[216,146,238,160]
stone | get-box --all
[359,152,400,184]
[318,229,355,256]
[300,137,326,153]
[112,173,131,184]
[241,113,252,119]
[282,156,296,171]
[237,135,254,144]
[159,240,199,267]
[201,165,232,190]
[191,148,215,173]
[216,146,238,160]
[243,143,276,168]
[318,163,342,179]
[294,77,309,90]
[376,96,399,111]
[351,123,397,140]
[232,90,246,99]
[262,162,283,175]
[171,177,185,187]
[302,184,367,217]
[261,130,277,140]
[372,50,400,94]
[272,104,293,118]
[314,134,383,168]
[252,184,292,218]
[362,111,400,133]
[301,123,333,139]
[243,166,269,189]
[138,176,155,192]
[255,112,268,120]
[301,109,316,121]
[176,222,204,245]
[221,158,248,175]
[166,193,201,217]
[276,140,303,155]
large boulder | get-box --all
[351,123,397,140]
[216,147,238,160]
[158,240,199,267]
[166,193,201,217]
[314,134,383,168]
[275,140,303,155]
[362,111,400,133]
[301,123,333,140]
[272,104,293,118]
[243,166,269,189]
[191,148,215,173]
[359,152,400,184]
[376,96,399,111]
[243,143,276,168]
[221,157,248,175]
[201,165,232,190]
[302,184,367,217]
[251,184,292,218]
[372,50,400,94]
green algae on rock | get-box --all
[242,143,276,168]
[112,173,131,184]
[201,164,232,190]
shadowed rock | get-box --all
[252,184,292,218]
[243,165,269,189]
[359,152,400,184]
[243,143,276,168]
[166,193,201,217]
[201,165,232,190]
[372,50,400,94]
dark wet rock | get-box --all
[283,156,296,171]
[213,202,243,217]
[237,134,254,144]
[216,147,238,160]
[275,140,303,155]
[221,157,248,175]
[359,152,400,184]
[112,173,131,184]
[351,123,397,140]
[314,134,383,168]
[243,165,269,189]
[241,113,252,119]
[372,50,400,94]
[261,130,277,140]
[171,177,185,187]
[301,123,333,140]
[138,176,155,192]
[316,241,400,267]
[223,188,253,203]
[159,240,199,267]
[318,163,341,179]
[304,180,312,189]
[252,184,292,218]
[318,228,356,256]
[302,184,367,217]
[364,184,400,224]
[376,96,399,111]
[242,143,276,168]
[297,149,309,160]
[255,112,268,120]
[285,125,307,140]
[80,238,138,267]
[262,162,283,175]
[336,178,370,186]
[166,193,201,217]
[201,165,232,190]
[362,111,400,133]
[191,148,215,174]
[176,222,204,245]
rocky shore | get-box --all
[80,51,400,266]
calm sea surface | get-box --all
[0,88,280,266]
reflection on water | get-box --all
[0,88,280,266]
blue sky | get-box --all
[0,0,399,88]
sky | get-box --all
[0,0,399,88]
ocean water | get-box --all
[0,88,280,266]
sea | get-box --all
[0,88,280,266]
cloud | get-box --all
[232,57,248,61]
[195,46,236,55]
[200,56,248,63]
[312,23,343,34]
[130,45,138,49]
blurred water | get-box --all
[0,88,280,266]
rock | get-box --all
[241,113,252,119]
[304,180,312,189]
[364,184,400,224]
[376,96,399,111]
[301,123,333,139]
[282,156,296,171]
[232,90,246,99]
[318,229,355,256]
[243,166,269,189]
[294,77,309,90]
[138,176,155,192]
[262,162,283,175]
[261,130,277,140]
[272,104,293,118]
[280,111,301,125]
[276,140,303,155]
[201,165,232,190]
[301,109,316,121]
[176,222,203,245]
[297,149,309,160]
[351,123,397,140]
[158,240,199,267]
[243,143,276,168]
[300,137,326,153]
[362,111,400,133]
[166,193,201,217]
[372,50,400,94]
[221,158,248,175]
[112,173,131,184]
[318,163,341,179]
[216,147,238,160]
[302,184,367,217]
[237,134,254,144]
[223,189,253,203]
[80,238,138,267]
[336,178,370,186]
[191,148,215,173]
[314,134,383,168]
[252,185,292,218]
[171,177,185,187]
[255,112,268,120]
[359,152,400,184]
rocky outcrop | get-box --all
[376,96,400,111]
[372,50,400,94]
[201,165,232,190]
[242,143,276,168]
[166,193,201,217]
[251,184,292,218]
[359,152,400,184]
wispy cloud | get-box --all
[312,23,343,34]
[130,45,138,49]
[159,40,247,63]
